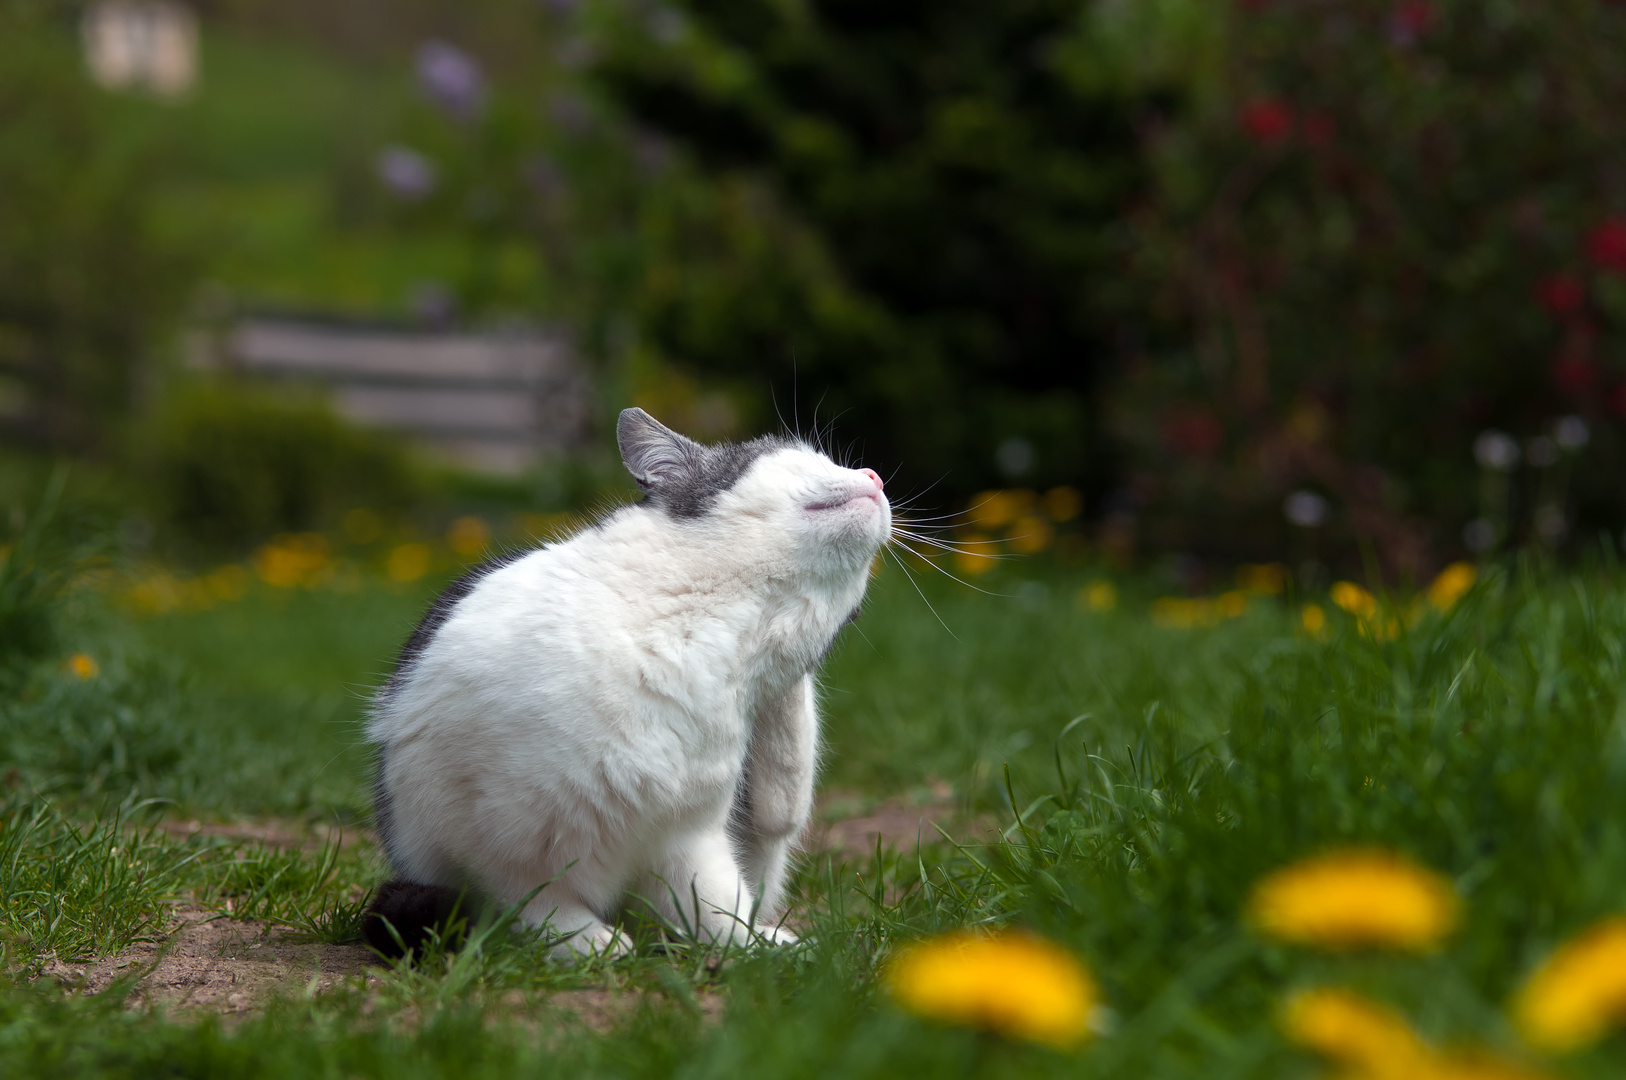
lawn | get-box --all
[3,544,1626,1078]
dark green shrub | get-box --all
[1116,0,1626,574]
[147,382,422,550]
[0,467,68,670]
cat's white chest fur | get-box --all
[366,408,889,958]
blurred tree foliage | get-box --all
[0,0,195,452]
[1116,0,1626,574]
[589,0,1160,497]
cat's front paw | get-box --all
[753,924,800,947]
[547,921,631,961]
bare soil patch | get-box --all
[39,907,374,1014]
[811,780,1000,856]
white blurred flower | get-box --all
[1555,415,1591,452]
[1284,490,1330,528]
[1473,430,1520,471]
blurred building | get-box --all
[82,1,198,97]
[194,318,592,474]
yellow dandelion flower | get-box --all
[968,490,1034,530]
[1080,581,1117,612]
[953,534,1000,576]
[1285,989,1556,1080]
[1216,590,1249,619]
[1331,581,1379,619]
[1247,850,1459,950]
[1042,486,1082,523]
[447,516,491,558]
[67,653,98,679]
[1282,987,1431,1075]
[385,542,432,583]
[1008,514,1054,555]
[1302,603,1328,637]
[1512,916,1626,1052]
[1427,562,1477,612]
[886,930,1098,1049]
[1151,597,1215,629]
[1237,562,1289,595]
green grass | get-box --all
[4,554,1626,1077]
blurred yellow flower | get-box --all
[386,542,432,583]
[1080,581,1117,612]
[67,653,98,679]
[1302,603,1328,637]
[1042,486,1082,523]
[953,534,1000,576]
[1247,850,1459,951]
[1331,582,1379,619]
[447,516,491,559]
[1427,562,1477,612]
[1238,562,1289,595]
[887,930,1098,1049]
[968,490,1035,530]
[1512,916,1626,1052]
[1282,987,1431,1076]
[205,564,250,602]
[1216,590,1249,619]
[1285,988,1556,1080]
[1151,597,1212,629]
[254,534,332,589]
[1008,514,1054,555]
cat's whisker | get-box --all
[884,546,961,641]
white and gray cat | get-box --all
[362,408,891,958]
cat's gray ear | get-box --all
[617,408,701,493]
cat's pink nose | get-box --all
[859,468,883,491]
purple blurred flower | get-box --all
[525,155,568,198]
[632,131,673,175]
[548,91,594,135]
[376,145,436,200]
[555,35,597,71]
[417,40,486,121]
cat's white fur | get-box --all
[369,409,890,956]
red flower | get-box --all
[1553,358,1597,394]
[1588,218,1626,275]
[1301,112,1336,148]
[1535,274,1586,317]
[1390,1,1434,42]
[1242,100,1294,145]
[1161,407,1225,457]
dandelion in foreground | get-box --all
[1247,850,1459,950]
[1427,562,1477,611]
[1512,916,1626,1052]
[1282,987,1430,1075]
[67,653,98,679]
[886,931,1098,1048]
[1285,988,1556,1080]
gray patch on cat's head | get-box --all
[617,407,798,518]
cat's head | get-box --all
[617,407,891,575]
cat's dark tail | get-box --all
[360,879,469,959]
